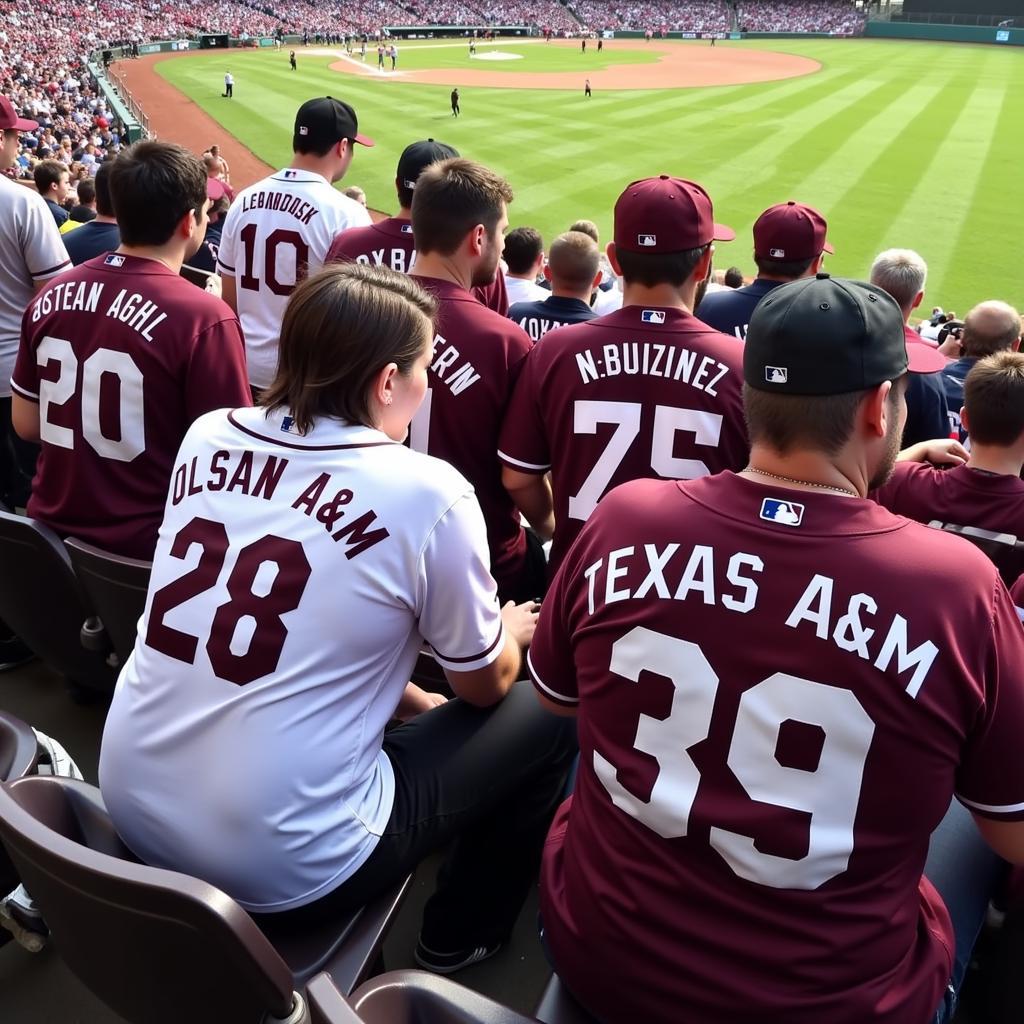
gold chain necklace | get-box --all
[743,466,859,498]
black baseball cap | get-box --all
[294,96,374,149]
[744,273,947,394]
[396,139,458,190]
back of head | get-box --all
[724,266,744,289]
[964,351,1024,447]
[961,300,1022,359]
[612,175,733,289]
[108,140,207,248]
[411,157,513,257]
[395,138,459,210]
[76,178,96,206]
[868,248,927,316]
[752,201,832,282]
[33,158,65,195]
[547,231,600,292]
[569,219,599,244]
[262,262,437,434]
[503,227,543,275]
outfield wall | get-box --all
[865,20,1024,44]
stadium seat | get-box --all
[929,521,1024,589]
[0,776,410,1024]
[64,538,151,665]
[0,509,114,693]
[0,712,41,898]
[534,973,599,1024]
[309,969,538,1024]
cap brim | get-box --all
[823,240,835,255]
[13,116,38,132]
[713,221,735,242]
[353,133,375,147]
[906,341,948,374]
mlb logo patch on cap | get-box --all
[298,127,309,135]
[765,366,788,384]
[770,247,786,258]
[104,254,125,267]
[760,497,804,527]
[642,310,666,324]
[637,234,657,247]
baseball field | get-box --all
[139,37,1022,313]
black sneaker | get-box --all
[413,938,502,974]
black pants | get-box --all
[254,682,576,951]
[225,84,233,97]
[0,397,38,510]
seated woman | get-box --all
[99,262,575,972]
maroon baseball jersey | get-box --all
[325,217,508,314]
[873,462,1024,535]
[531,472,1024,1024]
[498,305,748,572]
[409,275,531,592]
[12,253,251,558]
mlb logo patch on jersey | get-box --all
[104,254,126,267]
[401,223,413,233]
[760,497,804,527]
[765,366,788,384]
[770,247,786,258]
[280,415,301,434]
[637,234,657,247]
[641,310,666,324]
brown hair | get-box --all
[963,352,1024,447]
[108,140,207,247]
[616,244,708,289]
[411,157,513,256]
[743,377,905,456]
[33,159,67,195]
[548,231,600,290]
[568,219,599,243]
[262,263,436,434]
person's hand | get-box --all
[396,682,448,720]
[898,438,968,467]
[937,333,962,359]
[501,599,540,649]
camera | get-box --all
[937,320,965,346]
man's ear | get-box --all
[862,380,893,440]
[606,241,621,276]
[959,405,969,435]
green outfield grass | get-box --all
[157,38,1024,313]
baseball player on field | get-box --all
[499,175,748,575]
[325,138,509,315]
[99,263,574,975]
[217,96,372,395]
[11,141,250,559]
[530,274,1024,1024]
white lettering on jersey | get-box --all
[574,343,729,394]
[355,248,416,274]
[517,316,566,342]
[786,575,938,697]
[430,333,481,395]
[103,289,168,342]
[31,280,105,322]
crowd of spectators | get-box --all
[736,0,865,35]
[569,0,729,34]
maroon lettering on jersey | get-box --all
[325,217,507,313]
[499,305,748,573]
[12,254,251,558]
[532,472,1024,1024]
[409,275,531,591]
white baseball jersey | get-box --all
[99,405,504,912]
[217,170,371,389]
[1,176,70,397]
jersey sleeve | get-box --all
[22,198,70,282]
[185,317,254,419]
[215,205,239,278]
[498,346,550,474]
[528,542,580,708]
[416,491,505,673]
[11,303,41,401]
[955,580,1024,820]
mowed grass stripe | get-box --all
[872,70,1009,304]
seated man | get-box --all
[507,230,600,342]
[12,141,251,559]
[873,351,1024,576]
[62,161,120,266]
[531,275,1023,1024]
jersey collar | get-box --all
[228,407,398,451]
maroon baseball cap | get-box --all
[0,96,38,133]
[614,175,734,254]
[753,201,834,261]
